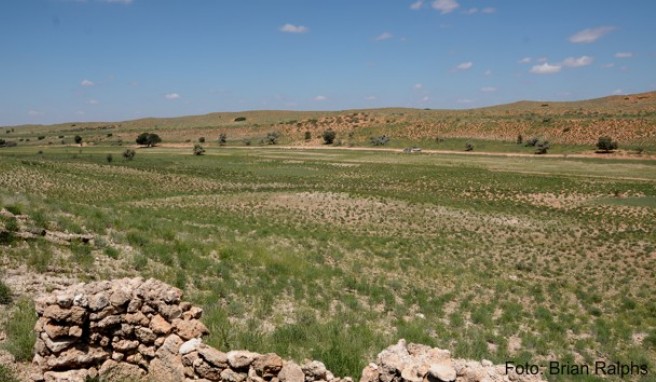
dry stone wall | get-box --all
[31,278,544,382]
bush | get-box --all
[136,132,161,147]
[37,136,45,140]
[243,138,252,146]
[265,132,280,145]
[193,144,205,156]
[464,142,474,152]
[516,134,523,145]
[525,137,539,147]
[122,149,136,161]
[370,135,389,146]
[0,139,17,148]
[596,136,618,152]
[322,129,336,145]
[304,131,312,141]
[535,139,550,154]
[4,298,36,361]
[107,133,113,138]
[198,137,205,143]
[218,133,227,146]
[0,279,12,304]
[106,153,113,163]
[74,135,82,145]
[234,117,247,122]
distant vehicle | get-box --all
[403,147,422,153]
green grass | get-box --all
[3,298,37,362]
[0,146,655,379]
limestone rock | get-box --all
[221,368,248,382]
[179,338,203,355]
[227,350,259,369]
[279,361,305,382]
[173,317,209,340]
[98,359,146,381]
[197,345,229,368]
[150,314,172,335]
[43,370,88,382]
[253,353,283,378]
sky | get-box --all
[1,0,656,126]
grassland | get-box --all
[1,144,655,380]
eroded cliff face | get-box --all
[31,278,545,382]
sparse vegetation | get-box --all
[265,132,280,145]
[219,133,227,146]
[464,142,474,152]
[106,153,113,163]
[322,129,336,145]
[193,144,205,156]
[534,139,550,154]
[122,149,136,160]
[370,135,389,146]
[3,298,36,361]
[304,131,312,141]
[0,278,12,304]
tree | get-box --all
[322,129,336,145]
[218,133,227,146]
[74,135,83,145]
[534,139,550,154]
[106,153,113,163]
[516,134,523,145]
[198,137,205,143]
[122,149,136,160]
[136,133,161,148]
[193,144,205,156]
[464,142,474,152]
[596,136,618,153]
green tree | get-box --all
[136,133,162,147]
[74,135,83,145]
[596,136,618,152]
[322,129,336,144]
[122,149,136,160]
[218,133,227,146]
[193,144,205,156]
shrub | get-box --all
[4,298,36,361]
[243,138,252,146]
[37,136,45,140]
[0,139,17,148]
[74,135,82,145]
[122,149,136,161]
[596,136,618,152]
[535,139,550,154]
[193,144,206,156]
[58,135,64,138]
[464,142,474,152]
[0,279,12,304]
[106,153,113,163]
[218,133,227,146]
[524,137,539,147]
[234,117,247,122]
[304,131,312,141]
[107,133,113,137]
[265,132,280,145]
[322,129,336,145]
[198,137,205,143]
[516,134,523,145]
[0,365,20,382]
[136,132,161,147]
[370,135,389,146]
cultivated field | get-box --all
[1,145,655,381]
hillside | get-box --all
[2,91,656,151]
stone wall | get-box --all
[31,278,544,382]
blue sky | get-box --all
[1,0,655,126]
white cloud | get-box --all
[314,95,327,101]
[530,62,562,74]
[87,99,99,105]
[410,0,424,10]
[464,8,478,14]
[481,7,495,13]
[75,111,85,115]
[280,23,308,33]
[81,79,95,87]
[602,63,615,68]
[612,89,625,95]
[484,69,492,76]
[561,56,593,67]
[536,57,548,63]
[413,83,423,89]
[432,0,459,14]
[365,96,377,100]
[375,32,393,41]
[481,87,497,92]
[455,61,473,70]
[518,57,531,64]
[615,52,633,58]
[569,26,615,43]
[165,93,180,100]
[421,96,430,102]
[457,98,474,104]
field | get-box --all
[1,144,656,381]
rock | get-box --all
[55,293,74,309]
[227,350,259,369]
[138,344,156,358]
[68,326,83,338]
[194,359,223,381]
[401,365,424,382]
[135,327,157,344]
[88,293,109,311]
[197,345,229,368]
[127,298,143,313]
[150,314,173,335]
[109,288,130,307]
[221,368,248,382]
[150,356,186,382]
[40,333,76,353]
[96,314,121,329]
[156,334,183,357]
[98,359,146,381]
[302,360,328,381]
[359,365,379,382]
[124,311,150,326]
[73,294,88,308]
[44,322,69,339]
[156,301,183,320]
[428,364,457,382]
[46,347,108,369]
[179,338,203,355]
[112,339,139,352]
[43,370,88,382]
[279,361,305,382]
[182,351,199,367]
[173,317,209,340]
[43,305,86,325]
[253,353,284,378]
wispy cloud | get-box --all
[615,52,633,58]
[455,61,473,70]
[375,32,393,41]
[481,87,497,92]
[612,89,624,95]
[87,99,99,105]
[481,7,495,13]
[518,57,532,64]
[432,0,459,14]
[413,83,423,89]
[314,95,327,101]
[280,23,308,33]
[80,79,95,87]
[530,62,562,74]
[569,26,615,43]
[457,98,474,104]
[463,7,494,15]
[365,96,377,101]
[165,93,180,100]
[561,56,593,67]
[602,63,615,68]
[410,0,424,10]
